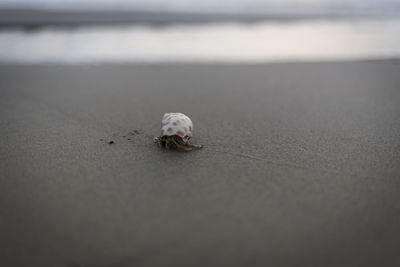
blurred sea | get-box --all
[0,14,400,63]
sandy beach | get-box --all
[1,60,400,266]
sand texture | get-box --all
[1,60,400,266]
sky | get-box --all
[0,0,399,12]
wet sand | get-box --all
[1,60,400,266]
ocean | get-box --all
[1,14,400,63]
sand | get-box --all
[1,60,400,266]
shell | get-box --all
[160,113,193,143]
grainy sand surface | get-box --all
[1,61,400,267]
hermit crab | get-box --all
[154,113,203,152]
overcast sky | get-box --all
[1,0,399,11]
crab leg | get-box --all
[187,144,203,149]
[170,138,193,152]
[174,136,202,150]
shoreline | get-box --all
[3,58,400,66]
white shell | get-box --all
[161,113,193,143]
